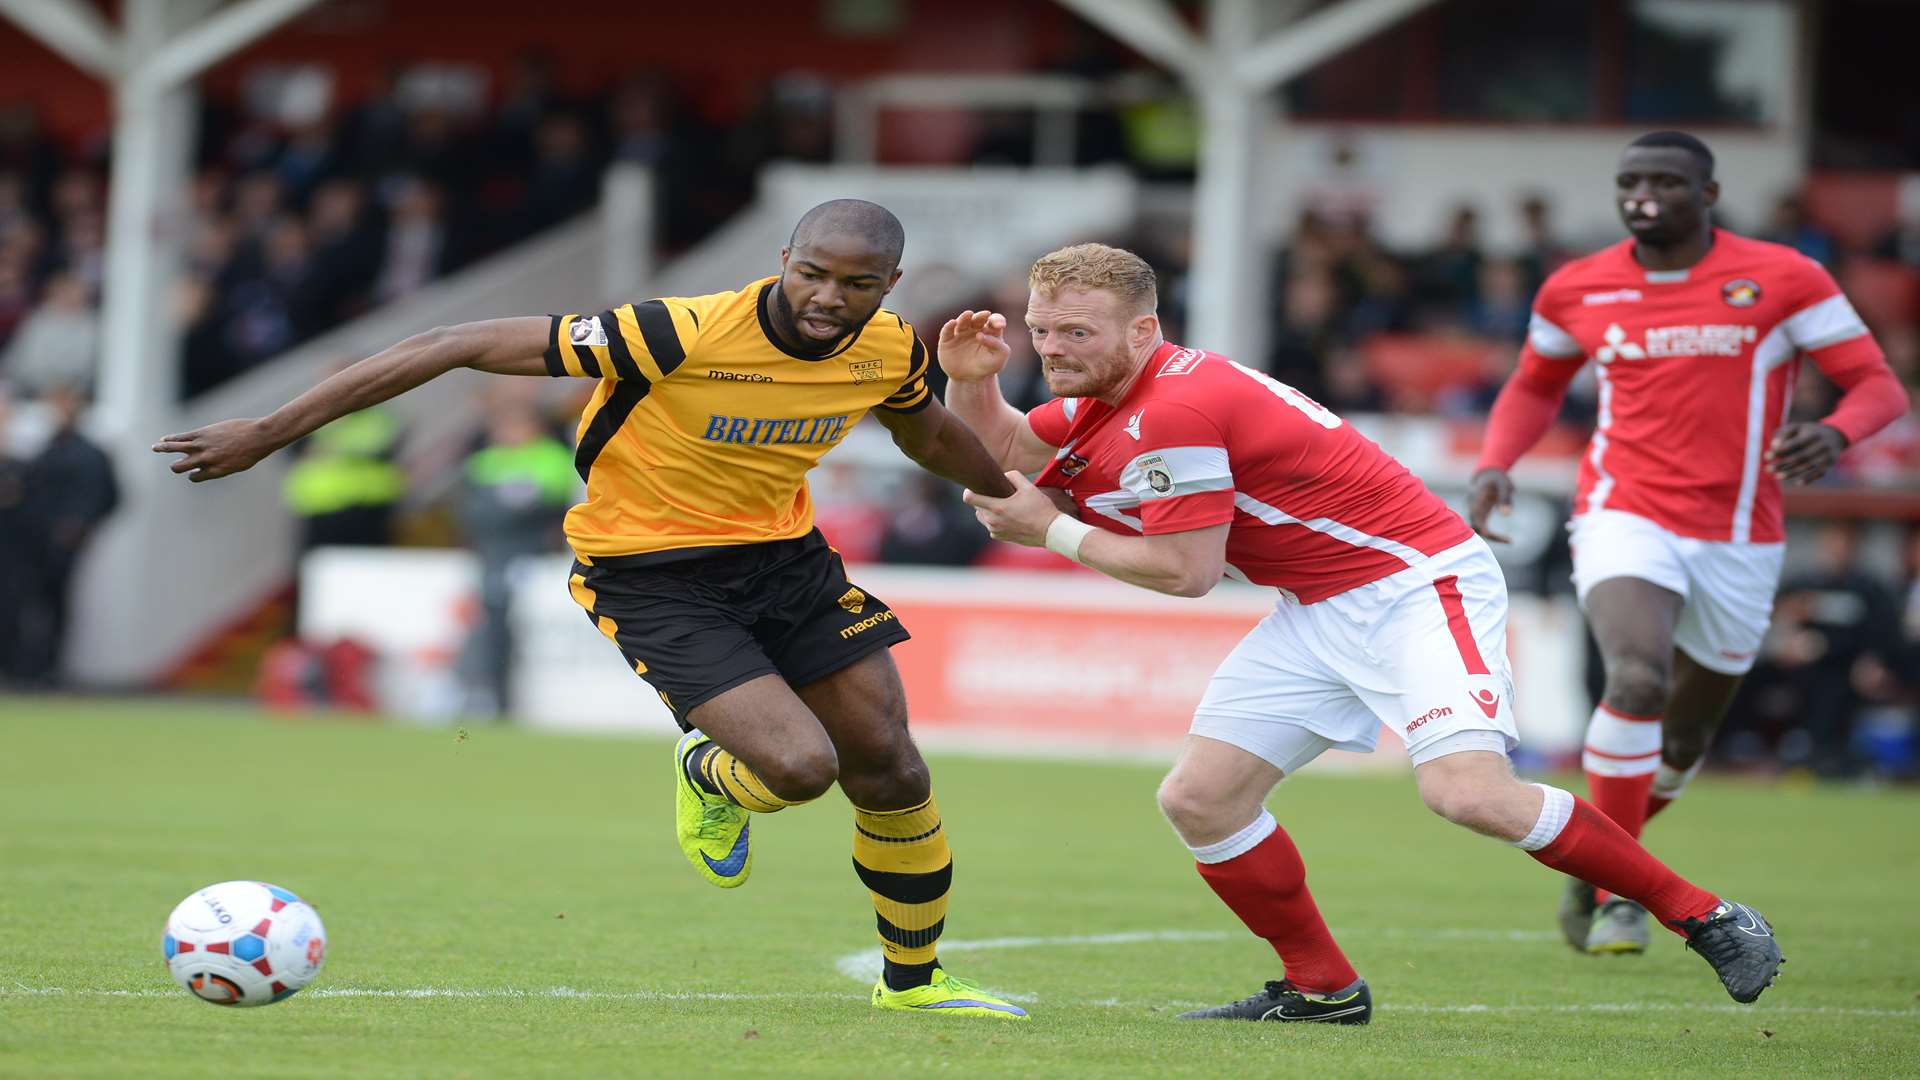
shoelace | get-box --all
[1219,980,1302,1008]
[935,972,984,994]
[1682,912,1740,962]
[695,801,740,841]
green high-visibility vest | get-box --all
[464,437,577,505]
[283,410,406,516]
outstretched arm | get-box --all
[154,317,550,482]
[938,310,1057,474]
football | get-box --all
[162,881,327,1006]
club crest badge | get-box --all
[1722,279,1761,307]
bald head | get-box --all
[789,199,905,270]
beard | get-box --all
[1043,341,1133,399]
[773,286,868,357]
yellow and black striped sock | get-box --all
[688,742,804,814]
[853,794,951,990]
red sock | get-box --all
[1584,773,1653,905]
[1585,771,1654,839]
[1527,796,1719,934]
[1583,703,1661,902]
[1195,826,1359,995]
[1644,792,1677,823]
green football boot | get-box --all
[871,968,1029,1020]
[673,731,752,888]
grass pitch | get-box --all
[2,699,1916,1078]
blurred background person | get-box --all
[454,386,575,717]
[0,381,29,683]
[281,367,406,553]
[877,474,991,568]
[18,381,117,687]
[1762,521,1902,777]
[2,272,97,396]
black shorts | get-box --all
[568,529,910,729]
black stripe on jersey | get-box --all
[906,335,929,381]
[598,308,642,381]
[880,382,933,414]
[633,299,686,376]
[569,330,603,379]
[878,336,934,413]
[573,377,651,481]
[544,315,567,377]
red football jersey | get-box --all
[1524,230,1878,543]
[1027,342,1472,604]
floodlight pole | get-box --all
[1051,0,1441,365]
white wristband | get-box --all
[1043,514,1096,563]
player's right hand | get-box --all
[1466,467,1514,544]
[152,418,277,482]
[937,310,1011,381]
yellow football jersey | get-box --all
[545,276,930,562]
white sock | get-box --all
[1188,809,1277,864]
[1583,703,1661,778]
[1513,784,1574,851]
[1651,758,1704,800]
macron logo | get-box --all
[1124,411,1142,441]
[1582,289,1642,306]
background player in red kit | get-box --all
[1468,132,1908,955]
[942,242,1785,1023]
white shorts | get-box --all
[1568,510,1783,676]
[1191,536,1520,775]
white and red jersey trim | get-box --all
[1026,342,1471,603]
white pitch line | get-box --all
[1376,1003,1920,1018]
[834,927,1560,984]
[3,985,805,1003]
[6,984,1916,1019]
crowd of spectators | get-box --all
[6,55,1919,434]
[0,57,853,401]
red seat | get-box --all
[1361,334,1504,409]
[1802,172,1900,253]
[1839,260,1920,328]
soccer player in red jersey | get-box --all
[1468,132,1908,955]
[943,242,1785,1022]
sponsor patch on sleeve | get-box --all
[569,315,609,348]
[1135,453,1174,496]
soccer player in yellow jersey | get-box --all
[155,199,1029,1019]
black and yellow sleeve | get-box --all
[877,334,933,414]
[545,300,699,383]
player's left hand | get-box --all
[1765,422,1848,485]
[152,418,278,482]
[962,470,1061,547]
